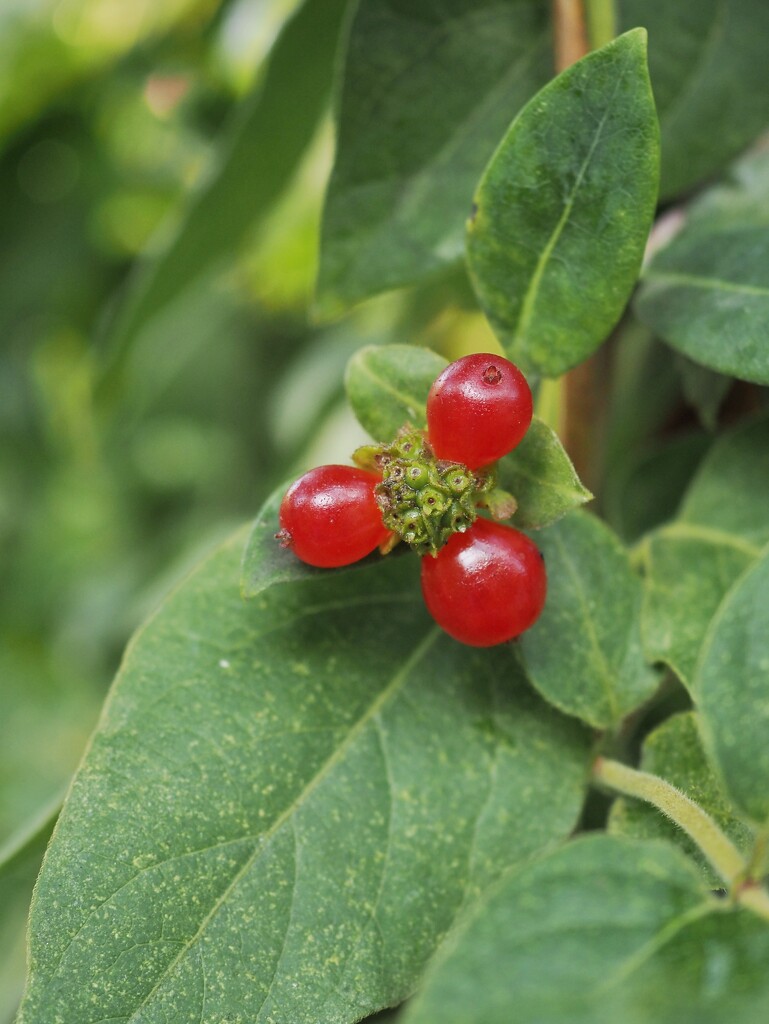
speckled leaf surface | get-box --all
[608,712,753,886]
[345,344,448,441]
[519,511,658,729]
[637,149,769,384]
[696,547,769,825]
[637,226,769,384]
[641,416,769,683]
[402,834,769,1024]
[618,0,769,199]
[316,0,552,316]
[19,528,591,1023]
[466,30,659,377]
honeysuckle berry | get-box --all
[420,518,546,646]
[427,352,533,469]
[277,465,392,568]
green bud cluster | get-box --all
[353,429,496,557]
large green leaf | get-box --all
[696,547,769,825]
[403,834,769,1024]
[519,511,659,729]
[640,525,758,687]
[637,149,769,384]
[466,30,659,378]
[0,802,58,1024]
[640,415,769,683]
[637,227,769,385]
[608,712,754,886]
[316,0,552,316]
[97,0,347,388]
[618,0,769,199]
[19,528,591,1023]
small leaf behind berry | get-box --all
[466,29,659,377]
[345,344,448,441]
[496,417,592,530]
[519,511,659,730]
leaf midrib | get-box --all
[511,73,624,348]
[123,626,441,1021]
[644,269,769,298]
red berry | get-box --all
[278,465,391,568]
[420,518,546,647]
[426,353,533,469]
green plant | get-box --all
[5,0,769,1021]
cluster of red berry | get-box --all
[276,353,546,647]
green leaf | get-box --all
[639,415,769,685]
[608,712,754,886]
[345,344,448,441]
[316,0,552,316]
[496,417,592,529]
[97,0,347,386]
[605,431,710,543]
[0,800,59,1024]
[519,511,659,729]
[402,834,769,1024]
[640,524,758,687]
[20,529,591,1023]
[637,226,769,385]
[618,0,769,199]
[679,414,769,545]
[696,546,769,825]
[466,29,659,378]
[636,149,769,384]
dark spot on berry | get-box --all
[482,364,503,386]
[469,201,478,223]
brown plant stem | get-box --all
[551,0,610,496]
[552,0,590,71]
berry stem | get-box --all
[592,756,745,886]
